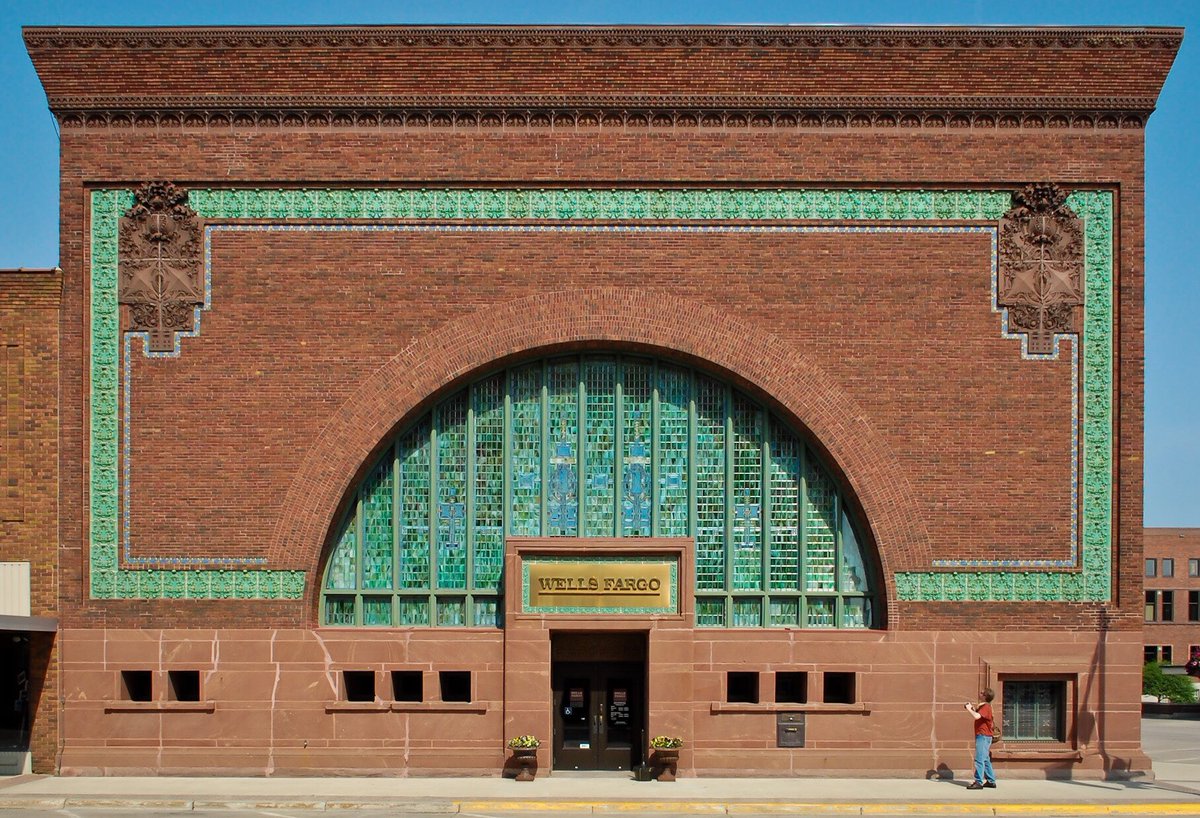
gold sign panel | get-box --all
[524,559,676,613]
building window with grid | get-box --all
[1145,590,1158,622]
[1145,645,1159,664]
[1001,680,1067,742]
[1146,559,1157,578]
[1190,559,1200,578]
[1163,558,1175,578]
[1189,591,1199,623]
[320,354,879,629]
[1162,591,1175,622]
[1162,645,1174,664]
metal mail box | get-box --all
[776,712,806,748]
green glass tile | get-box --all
[325,596,355,626]
[695,376,726,591]
[840,511,869,593]
[474,597,500,627]
[731,397,762,591]
[399,596,431,626]
[769,597,800,626]
[436,394,468,589]
[622,359,653,537]
[696,598,726,628]
[584,359,617,536]
[804,458,837,592]
[472,375,505,591]
[841,598,869,628]
[768,420,800,591]
[363,597,393,626]
[361,456,394,590]
[399,422,431,589]
[326,522,357,590]
[732,598,762,627]
[547,360,579,536]
[509,365,543,536]
[656,365,690,537]
[437,597,466,626]
[806,597,835,628]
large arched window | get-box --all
[321,355,877,628]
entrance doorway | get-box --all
[551,633,646,771]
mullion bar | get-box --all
[760,411,771,596]
[614,358,624,537]
[651,360,660,537]
[723,384,733,595]
[428,420,439,623]
[355,492,364,626]
[799,443,808,627]
[577,356,587,538]
[465,390,476,625]
[540,360,549,536]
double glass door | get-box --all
[552,662,644,771]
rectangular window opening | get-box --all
[1001,679,1067,742]
[167,670,201,702]
[727,671,760,704]
[1145,590,1158,622]
[1162,645,1174,664]
[775,671,808,704]
[1146,559,1157,578]
[1189,559,1200,578]
[822,671,856,704]
[439,670,472,703]
[342,670,376,702]
[391,670,423,702]
[120,670,153,702]
[1145,645,1159,664]
[1163,559,1175,578]
[1162,591,1175,623]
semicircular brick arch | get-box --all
[269,287,931,619]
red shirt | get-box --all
[974,702,995,737]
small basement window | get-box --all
[168,670,201,702]
[392,670,423,702]
[439,671,472,703]
[823,672,856,704]
[775,671,808,704]
[727,671,760,704]
[121,670,153,702]
[1002,680,1067,742]
[342,670,376,702]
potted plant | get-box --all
[649,735,683,781]
[507,735,541,781]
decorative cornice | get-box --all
[23,24,1184,52]
[54,96,1153,130]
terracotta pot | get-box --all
[653,748,680,781]
[512,747,538,781]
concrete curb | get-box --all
[2,798,1199,814]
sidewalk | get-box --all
[1,772,1198,814]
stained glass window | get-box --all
[320,354,877,628]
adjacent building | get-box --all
[18,24,1181,778]
[1143,528,1200,667]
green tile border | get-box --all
[88,187,1112,602]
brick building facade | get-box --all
[20,24,1180,778]
[1143,528,1200,667]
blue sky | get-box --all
[1,1,1195,526]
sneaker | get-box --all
[984,781,997,788]
[966,782,984,790]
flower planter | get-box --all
[512,747,538,781]
[653,748,680,781]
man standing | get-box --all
[965,689,997,789]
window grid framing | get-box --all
[319,354,875,628]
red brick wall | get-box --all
[52,126,1146,634]
[0,269,61,772]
